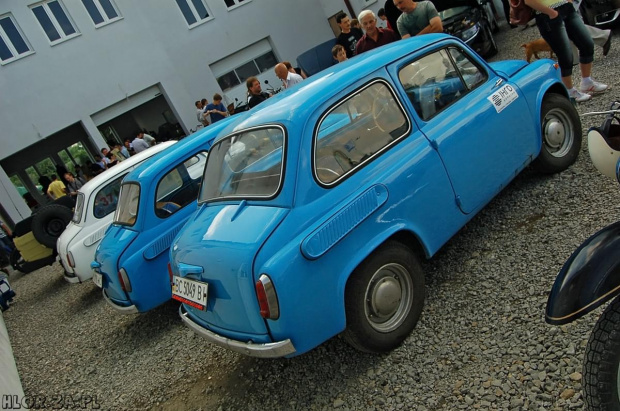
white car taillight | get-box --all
[118,268,132,292]
[67,251,75,268]
[256,274,279,320]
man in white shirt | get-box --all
[135,131,156,147]
[132,133,150,154]
[100,148,112,165]
[195,100,209,126]
[274,63,303,90]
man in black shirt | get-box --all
[336,12,363,58]
[247,77,270,109]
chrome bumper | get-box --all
[61,261,81,283]
[63,274,80,284]
[179,306,296,358]
[594,9,620,25]
[102,289,138,314]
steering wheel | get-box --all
[316,167,341,183]
[371,91,405,133]
[156,201,181,215]
[238,133,260,148]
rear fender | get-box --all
[546,220,620,324]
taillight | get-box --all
[255,274,279,320]
[168,263,174,284]
[67,251,75,268]
[118,268,132,292]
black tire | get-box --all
[10,248,25,273]
[0,246,9,267]
[342,241,425,353]
[485,23,498,58]
[52,195,75,209]
[533,93,582,174]
[490,13,500,33]
[31,204,73,249]
[583,295,620,411]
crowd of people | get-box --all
[195,60,308,115]
[195,94,229,127]
[85,130,156,179]
[330,0,609,103]
[29,129,158,208]
[185,0,611,145]
[333,1,444,59]
[36,170,85,203]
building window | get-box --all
[0,14,34,64]
[81,0,121,27]
[175,0,212,27]
[224,0,249,9]
[216,50,277,92]
[31,0,79,44]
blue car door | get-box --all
[392,45,538,214]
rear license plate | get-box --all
[172,276,208,310]
[93,272,103,288]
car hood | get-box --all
[172,202,289,335]
[433,0,480,12]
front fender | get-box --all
[546,220,620,325]
[506,60,566,155]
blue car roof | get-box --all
[210,34,451,141]
[125,115,239,183]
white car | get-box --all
[57,141,176,283]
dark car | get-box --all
[578,0,620,27]
[436,0,499,58]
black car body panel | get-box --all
[436,0,498,58]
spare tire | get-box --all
[31,204,73,249]
[53,195,75,209]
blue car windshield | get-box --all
[199,126,285,202]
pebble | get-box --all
[3,22,619,410]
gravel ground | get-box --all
[4,22,620,411]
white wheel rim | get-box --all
[364,263,413,333]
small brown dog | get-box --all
[521,39,555,63]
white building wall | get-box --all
[0,0,383,224]
[319,0,385,21]
[0,0,340,155]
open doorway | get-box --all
[1,123,97,210]
[96,94,184,147]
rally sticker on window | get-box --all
[488,84,518,113]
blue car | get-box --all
[91,119,236,313]
[170,34,581,357]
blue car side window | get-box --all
[155,152,207,218]
[399,48,486,121]
[447,47,487,90]
[314,81,409,185]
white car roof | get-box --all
[78,141,176,196]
